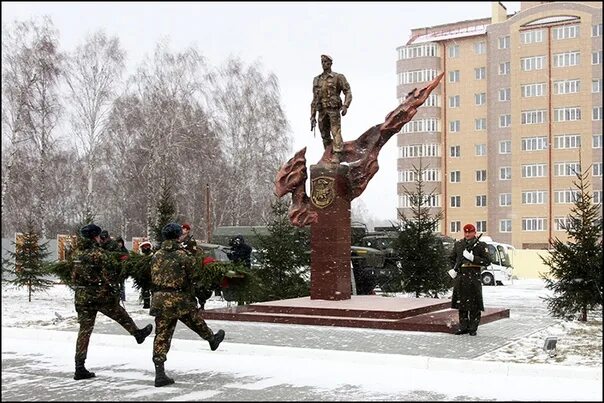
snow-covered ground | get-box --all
[2,279,602,401]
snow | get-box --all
[2,279,602,401]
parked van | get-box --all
[480,235,514,286]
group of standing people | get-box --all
[73,222,226,387]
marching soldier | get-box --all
[150,222,225,387]
[72,224,153,380]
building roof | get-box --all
[408,23,488,45]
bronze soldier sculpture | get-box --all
[72,224,153,380]
[310,54,352,163]
[151,222,225,387]
[449,223,491,336]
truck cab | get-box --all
[480,235,514,286]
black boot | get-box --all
[74,360,95,380]
[208,329,225,351]
[154,362,175,387]
[134,324,153,344]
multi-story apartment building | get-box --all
[396,1,602,249]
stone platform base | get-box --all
[201,295,510,333]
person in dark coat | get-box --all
[227,235,252,269]
[449,223,491,336]
[150,223,225,387]
[72,224,153,380]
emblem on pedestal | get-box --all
[311,176,335,208]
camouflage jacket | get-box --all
[150,240,199,318]
[72,239,120,306]
[311,71,352,115]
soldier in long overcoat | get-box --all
[72,224,153,380]
[150,223,225,387]
[449,223,491,336]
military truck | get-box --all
[211,225,385,295]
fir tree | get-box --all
[151,178,177,245]
[540,165,603,321]
[391,160,451,297]
[2,218,54,301]
[254,197,310,301]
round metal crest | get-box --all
[311,176,335,209]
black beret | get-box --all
[100,230,109,239]
[161,223,182,240]
[80,224,102,239]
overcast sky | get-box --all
[2,1,521,222]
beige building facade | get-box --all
[396,1,602,249]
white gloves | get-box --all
[463,249,474,262]
[447,269,457,279]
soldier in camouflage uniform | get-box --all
[72,224,153,380]
[449,223,491,336]
[150,222,225,387]
[310,54,352,163]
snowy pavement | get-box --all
[2,279,602,401]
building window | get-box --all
[450,120,460,132]
[593,134,602,148]
[399,170,416,183]
[521,136,548,151]
[594,191,602,204]
[449,95,460,108]
[554,217,573,231]
[522,164,547,178]
[498,35,510,49]
[499,114,511,128]
[398,43,439,60]
[499,88,511,101]
[553,25,579,40]
[522,82,546,97]
[593,79,602,93]
[476,221,487,232]
[399,69,438,84]
[500,219,512,233]
[500,167,512,180]
[521,109,547,125]
[499,61,511,75]
[554,51,580,68]
[475,170,487,182]
[499,140,511,154]
[554,107,581,122]
[554,134,581,149]
[499,193,512,206]
[593,51,603,65]
[475,144,487,156]
[451,195,461,207]
[448,45,459,58]
[450,170,461,183]
[400,118,440,133]
[450,221,461,233]
[474,41,486,55]
[593,24,603,37]
[593,107,603,121]
[450,145,460,158]
[474,93,486,106]
[474,67,486,80]
[522,218,546,231]
[475,118,487,131]
[422,169,441,182]
[449,70,460,83]
[522,190,546,204]
[555,189,580,204]
[521,30,543,44]
[398,143,441,157]
[554,79,580,95]
[554,161,581,177]
[521,56,545,71]
[593,162,602,177]
[423,94,440,107]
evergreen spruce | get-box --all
[540,166,603,321]
[2,218,54,301]
[255,197,310,301]
[391,160,451,297]
[151,178,177,245]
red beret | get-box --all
[463,223,476,232]
[181,223,191,231]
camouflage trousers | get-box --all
[152,309,214,364]
[75,303,138,363]
[318,109,343,152]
